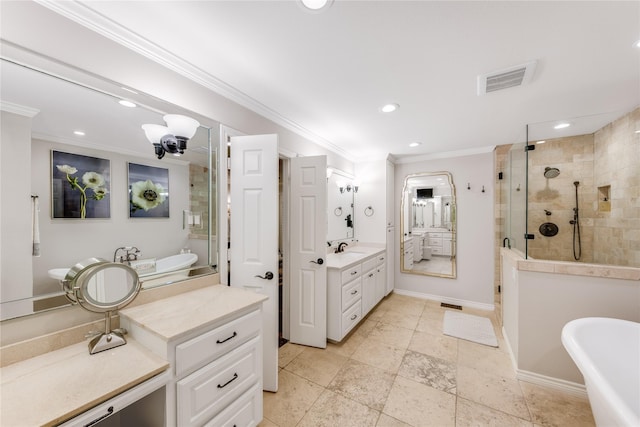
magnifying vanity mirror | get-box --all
[400,172,457,278]
[62,258,141,354]
[327,168,355,242]
[0,57,219,321]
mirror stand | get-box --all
[89,310,127,354]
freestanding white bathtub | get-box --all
[562,317,640,427]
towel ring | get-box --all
[334,207,343,216]
[364,206,374,217]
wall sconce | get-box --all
[336,181,359,194]
[142,114,200,159]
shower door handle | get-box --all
[255,271,274,280]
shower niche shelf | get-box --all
[598,185,611,212]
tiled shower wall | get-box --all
[189,164,210,240]
[593,107,640,266]
[527,133,596,263]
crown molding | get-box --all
[1,101,40,117]
[35,0,354,162]
[393,145,496,164]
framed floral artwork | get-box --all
[51,150,111,219]
[128,163,170,218]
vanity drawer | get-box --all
[177,336,260,427]
[428,237,442,247]
[341,277,362,311]
[341,265,362,283]
[175,308,260,376]
[204,383,262,427]
[342,301,362,336]
[431,246,443,254]
[429,232,443,238]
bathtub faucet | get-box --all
[113,246,140,263]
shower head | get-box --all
[544,167,560,179]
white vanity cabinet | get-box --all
[427,231,453,256]
[120,285,267,427]
[327,249,386,342]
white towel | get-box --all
[32,196,41,257]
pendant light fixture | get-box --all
[142,114,200,159]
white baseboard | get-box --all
[392,289,495,312]
[500,328,588,399]
[516,370,588,399]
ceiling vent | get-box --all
[477,60,537,95]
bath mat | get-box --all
[442,310,498,347]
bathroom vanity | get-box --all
[119,285,267,427]
[0,284,267,426]
[326,247,386,341]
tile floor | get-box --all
[260,293,595,427]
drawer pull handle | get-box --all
[218,372,238,389]
[216,331,237,344]
[350,314,358,321]
[350,290,358,295]
[84,406,114,427]
[351,271,357,275]
[368,273,374,278]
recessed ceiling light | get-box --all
[409,142,421,147]
[118,100,137,108]
[299,0,333,11]
[380,103,399,113]
[536,140,546,144]
[554,123,570,130]
[634,40,640,48]
[74,130,85,136]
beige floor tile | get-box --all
[457,365,531,420]
[366,305,388,322]
[297,389,380,427]
[325,329,367,358]
[376,413,412,427]
[327,359,395,411]
[368,322,414,349]
[421,303,447,319]
[456,397,533,427]
[258,417,278,427]
[278,342,305,368]
[379,309,420,330]
[408,330,458,363]
[457,340,516,379]
[520,381,595,427]
[382,297,426,317]
[351,336,407,374]
[383,376,456,427]
[285,346,348,387]
[353,318,379,337]
[262,369,324,427]
[416,313,443,334]
[397,350,456,394]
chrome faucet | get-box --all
[336,242,348,253]
[113,246,140,263]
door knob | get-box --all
[255,271,274,280]
[310,258,324,265]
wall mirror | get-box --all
[0,57,219,321]
[327,168,355,242]
[400,172,457,278]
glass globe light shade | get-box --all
[141,124,169,145]
[163,114,200,139]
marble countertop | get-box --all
[326,246,385,269]
[120,284,268,342]
[0,339,168,427]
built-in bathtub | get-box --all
[562,317,640,426]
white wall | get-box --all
[355,159,388,244]
[31,139,190,296]
[393,151,495,308]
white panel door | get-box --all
[289,156,327,348]
[229,134,278,392]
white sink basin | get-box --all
[335,252,365,260]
